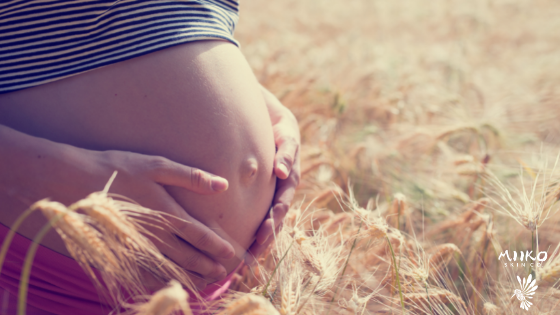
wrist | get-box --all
[260,85,298,129]
[0,124,105,205]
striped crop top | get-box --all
[0,0,239,94]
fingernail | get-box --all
[211,177,228,192]
[277,163,289,177]
[220,241,235,259]
[216,268,227,281]
[222,246,235,259]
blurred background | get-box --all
[235,0,560,213]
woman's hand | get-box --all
[245,86,301,265]
[0,125,234,290]
[97,150,235,289]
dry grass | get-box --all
[130,280,192,315]
[11,0,560,314]
[227,0,560,313]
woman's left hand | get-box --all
[245,85,301,265]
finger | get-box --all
[256,158,300,244]
[140,253,208,291]
[246,223,282,266]
[154,232,228,283]
[140,231,211,290]
[274,138,299,179]
[138,267,169,292]
[254,210,273,245]
[167,214,235,260]
[255,203,289,245]
[255,159,299,244]
[186,272,208,291]
[148,156,228,193]
[272,175,298,207]
[148,188,235,259]
[245,239,271,267]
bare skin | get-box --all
[0,40,300,289]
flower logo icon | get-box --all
[511,274,538,310]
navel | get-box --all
[240,157,259,185]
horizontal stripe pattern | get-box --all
[0,0,239,93]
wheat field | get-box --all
[6,0,560,314]
[230,0,560,313]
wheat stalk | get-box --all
[428,243,460,275]
[130,280,192,315]
[483,302,500,315]
[216,294,280,315]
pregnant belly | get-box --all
[0,41,276,273]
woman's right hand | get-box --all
[0,124,234,290]
[96,150,235,289]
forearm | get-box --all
[0,124,101,254]
[0,123,237,282]
[0,124,101,207]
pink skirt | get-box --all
[0,223,236,314]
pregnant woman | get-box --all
[0,1,300,314]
